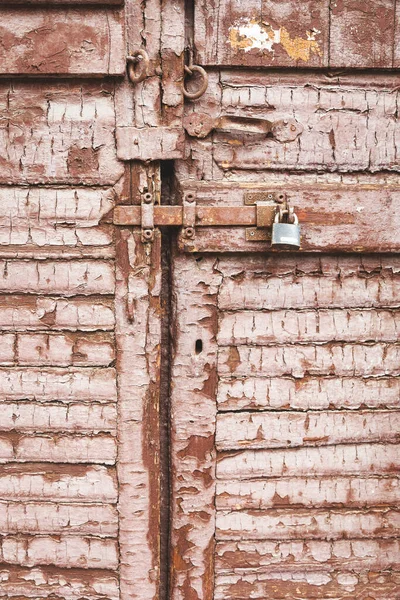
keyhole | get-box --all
[195,339,203,354]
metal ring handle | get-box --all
[127,49,150,84]
[183,64,209,100]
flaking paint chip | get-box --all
[229,18,322,62]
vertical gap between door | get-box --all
[159,160,175,600]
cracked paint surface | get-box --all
[229,18,322,62]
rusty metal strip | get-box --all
[113,205,277,227]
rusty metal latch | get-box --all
[114,191,294,245]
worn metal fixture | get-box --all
[183,51,208,100]
[115,191,301,250]
[271,208,301,250]
[127,49,150,84]
[141,192,155,242]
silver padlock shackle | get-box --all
[275,208,299,225]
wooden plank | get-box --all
[217,444,400,479]
[0,296,114,331]
[0,501,117,536]
[0,260,115,295]
[330,0,395,68]
[0,8,125,75]
[0,83,124,185]
[181,74,400,176]
[14,332,115,367]
[116,126,185,161]
[216,477,400,510]
[195,0,329,67]
[218,343,400,378]
[0,566,119,600]
[215,570,400,599]
[0,402,116,432]
[215,538,400,569]
[0,464,117,502]
[217,254,400,310]
[0,534,118,569]
[0,433,116,464]
[0,367,117,402]
[218,309,400,346]
[0,187,115,248]
[215,509,400,541]
[170,254,222,600]
[217,376,400,411]
[216,410,400,450]
[115,221,162,599]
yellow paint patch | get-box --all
[228,18,322,63]
[280,27,322,62]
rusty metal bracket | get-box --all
[114,190,286,244]
[182,192,196,239]
[127,49,150,84]
[141,192,155,243]
[245,191,286,241]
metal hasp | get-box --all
[113,191,299,247]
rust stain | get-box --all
[228,18,322,62]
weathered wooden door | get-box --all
[1,1,400,600]
[168,2,400,600]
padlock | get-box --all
[271,209,301,250]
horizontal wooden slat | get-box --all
[218,309,400,346]
[216,410,400,450]
[217,254,400,310]
[215,509,400,541]
[217,444,400,479]
[0,9,124,75]
[0,367,117,402]
[16,332,115,367]
[195,0,329,67]
[195,0,397,70]
[0,333,115,367]
[0,565,119,600]
[0,464,117,502]
[217,376,400,411]
[0,534,118,569]
[218,343,400,378]
[0,187,114,248]
[215,569,400,599]
[0,433,116,464]
[0,402,116,432]
[0,501,117,535]
[216,477,400,510]
[0,83,124,185]
[0,296,114,331]
[0,260,115,295]
[215,539,400,570]
[184,74,400,176]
